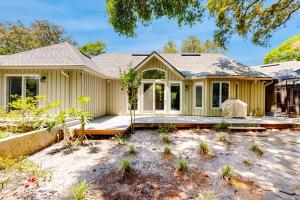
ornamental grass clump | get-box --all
[176,159,189,173]
[199,141,209,155]
[221,165,233,179]
[127,144,136,155]
[70,180,88,200]
[160,133,170,143]
[249,143,263,156]
[163,145,171,155]
[194,193,218,200]
[218,132,227,142]
[119,159,132,175]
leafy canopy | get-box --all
[181,35,224,53]
[162,40,177,53]
[0,20,76,55]
[106,0,300,48]
[78,41,106,57]
[264,34,300,64]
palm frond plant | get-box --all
[119,67,141,134]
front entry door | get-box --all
[143,82,165,113]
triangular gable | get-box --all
[133,51,185,78]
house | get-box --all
[253,61,300,116]
[0,42,271,117]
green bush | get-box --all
[112,134,127,145]
[163,145,171,155]
[221,165,233,179]
[160,133,170,143]
[158,124,176,133]
[249,143,263,156]
[176,159,189,172]
[119,159,132,174]
[199,141,209,155]
[218,132,226,142]
[213,121,229,131]
[242,159,251,166]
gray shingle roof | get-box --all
[92,52,267,78]
[0,42,107,76]
[252,61,300,78]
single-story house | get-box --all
[253,61,300,116]
[0,42,271,117]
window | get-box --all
[212,82,229,108]
[195,82,203,108]
[170,83,181,111]
[6,75,39,103]
[142,69,165,79]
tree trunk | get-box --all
[79,119,85,145]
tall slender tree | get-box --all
[162,40,177,53]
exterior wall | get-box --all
[106,79,127,115]
[0,68,106,117]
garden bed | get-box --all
[1,128,300,199]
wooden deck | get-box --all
[69,115,300,135]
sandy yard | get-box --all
[1,128,300,200]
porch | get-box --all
[70,115,300,135]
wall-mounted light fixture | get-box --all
[40,76,47,83]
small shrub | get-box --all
[119,159,132,174]
[160,133,170,143]
[158,124,176,133]
[70,180,88,200]
[218,132,226,142]
[242,159,251,166]
[214,121,229,131]
[128,144,136,155]
[112,134,127,145]
[163,145,171,155]
[199,141,209,155]
[176,159,189,172]
[249,143,263,156]
[194,193,218,200]
[0,132,8,139]
[221,165,233,179]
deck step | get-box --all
[228,126,266,132]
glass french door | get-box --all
[143,82,165,113]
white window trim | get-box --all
[194,82,204,109]
[4,74,40,104]
[169,81,182,114]
[141,68,167,81]
[211,81,230,109]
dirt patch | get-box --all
[95,167,209,200]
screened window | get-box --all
[195,83,203,108]
[142,69,165,79]
[212,82,229,108]
[6,76,39,103]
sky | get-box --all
[0,0,299,66]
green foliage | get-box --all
[160,133,170,143]
[181,35,224,53]
[158,124,176,134]
[0,131,8,139]
[218,132,226,142]
[249,143,263,156]
[119,159,132,175]
[127,144,136,155]
[70,180,88,200]
[69,97,92,145]
[163,145,171,155]
[112,134,127,145]
[106,0,300,48]
[213,121,229,131]
[194,193,218,200]
[264,34,300,64]
[176,159,189,172]
[119,67,141,133]
[162,40,177,53]
[199,141,209,155]
[221,165,233,179]
[78,41,106,57]
[106,0,204,38]
[0,20,76,55]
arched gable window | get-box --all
[142,69,166,79]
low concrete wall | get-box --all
[0,120,79,159]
